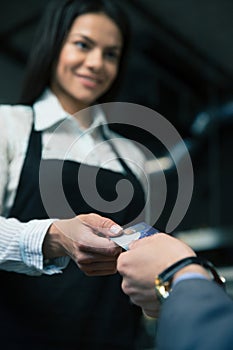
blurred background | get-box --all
[1,0,233,347]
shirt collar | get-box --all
[33,89,69,131]
[33,89,110,138]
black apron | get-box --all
[0,120,145,350]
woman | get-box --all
[0,0,147,349]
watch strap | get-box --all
[155,256,225,301]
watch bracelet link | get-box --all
[154,256,225,301]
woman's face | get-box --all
[51,13,123,114]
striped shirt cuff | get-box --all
[20,218,69,274]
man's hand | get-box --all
[43,213,123,276]
[117,233,200,317]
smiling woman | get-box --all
[0,0,148,349]
[19,0,130,107]
[51,13,123,115]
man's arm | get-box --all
[157,278,233,350]
[117,233,233,350]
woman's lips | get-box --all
[76,74,101,88]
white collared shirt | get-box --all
[0,90,148,275]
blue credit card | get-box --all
[110,222,159,250]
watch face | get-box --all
[155,278,171,301]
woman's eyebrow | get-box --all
[69,33,95,44]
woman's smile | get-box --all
[75,72,102,88]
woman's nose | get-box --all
[85,49,103,70]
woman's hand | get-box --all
[43,213,123,276]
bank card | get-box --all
[110,222,159,250]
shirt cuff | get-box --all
[20,218,69,274]
[172,272,209,288]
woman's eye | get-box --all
[104,50,120,61]
[74,41,89,50]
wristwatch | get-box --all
[154,256,225,301]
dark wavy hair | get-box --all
[19,0,130,105]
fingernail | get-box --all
[110,224,123,235]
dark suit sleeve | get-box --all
[156,278,233,350]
